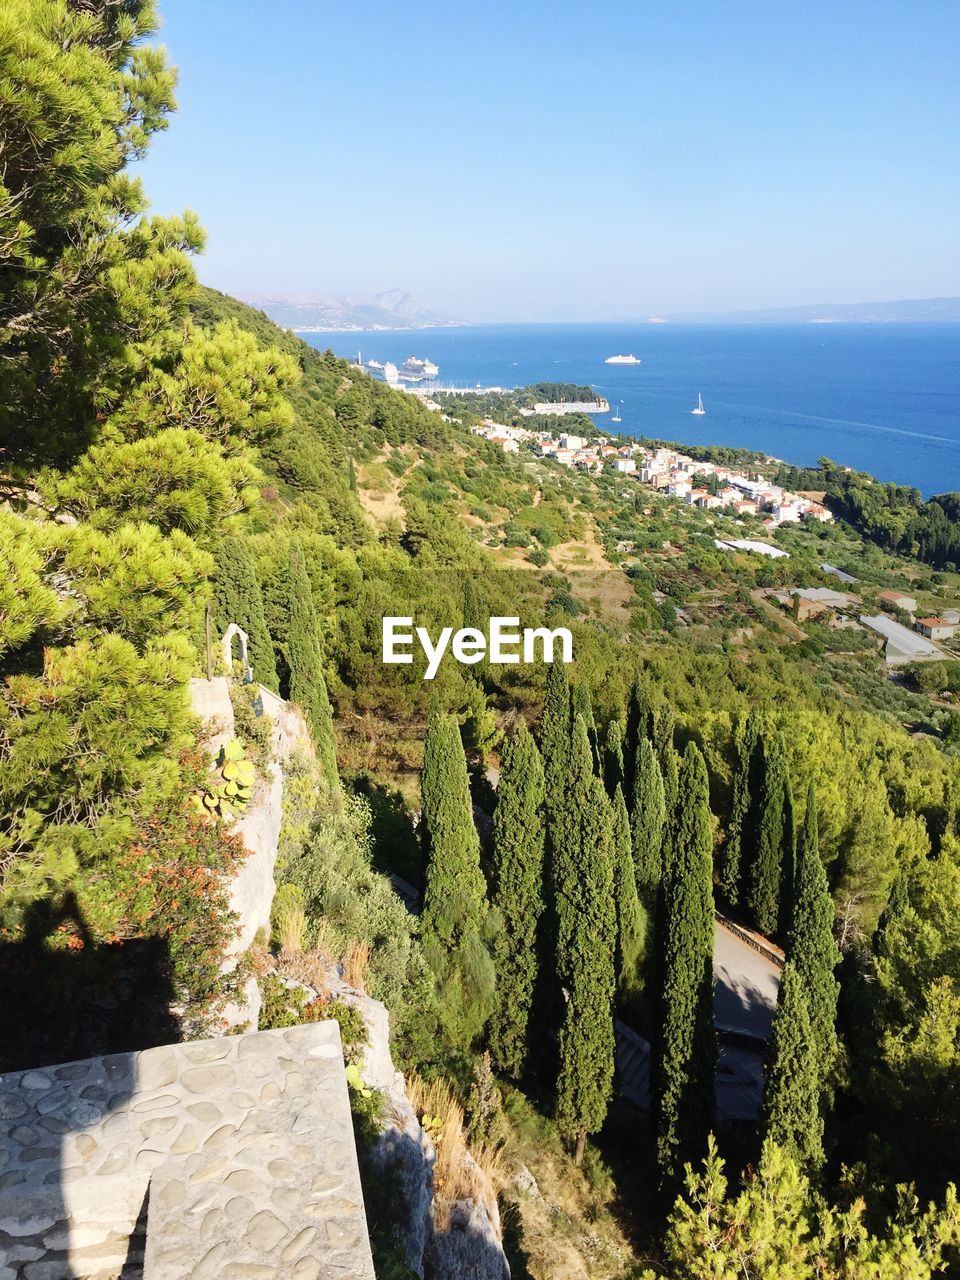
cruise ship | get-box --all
[398,355,440,380]
[604,353,641,365]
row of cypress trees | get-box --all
[721,707,797,939]
[418,666,841,1183]
[214,536,339,791]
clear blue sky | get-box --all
[139,0,960,322]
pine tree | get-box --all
[631,737,667,911]
[788,784,839,1065]
[656,742,715,1185]
[761,961,824,1170]
[720,708,763,904]
[420,711,494,1053]
[489,725,546,1079]
[746,731,793,938]
[554,717,617,1163]
[603,718,625,797]
[286,545,338,790]
[214,536,279,691]
[612,784,647,1008]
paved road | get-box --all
[713,920,781,1040]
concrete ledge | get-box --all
[0,1025,374,1279]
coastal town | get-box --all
[466,416,834,527]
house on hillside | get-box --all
[877,589,919,615]
[916,617,956,641]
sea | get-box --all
[303,323,960,499]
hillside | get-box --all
[236,288,465,332]
[4,9,960,1278]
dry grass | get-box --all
[407,1074,505,1222]
[275,946,333,993]
[342,939,370,991]
[274,904,306,953]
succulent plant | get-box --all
[192,738,257,820]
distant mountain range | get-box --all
[650,297,960,324]
[237,289,466,332]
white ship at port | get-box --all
[604,353,641,365]
[398,355,440,380]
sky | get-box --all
[138,1,960,322]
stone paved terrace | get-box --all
[0,1024,375,1279]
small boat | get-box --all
[690,392,706,416]
[605,353,641,365]
[611,401,623,423]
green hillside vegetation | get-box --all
[3,4,960,1276]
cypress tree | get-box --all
[537,660,573,1042]
[489,725,546,1079]
[612,783,646,1009]
[603,718,625,797]
[761,961,824,1170]
[572,684,600,774]
[286,546,338,791]
[555,717,617,1164]
[720,708,763,905]
[656,742,715,1186]
[660,742,680,816]
[623,676,654,803]
[746,731,793,938]
[653,702,676,757]
[631,737,666,911]
[777,777,797,939]
[420,711,494,1053]
[213,536,279,691]
[788,784,839,1065]
[540,660,572,806]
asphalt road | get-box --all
[713,920,781,1040]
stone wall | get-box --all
[0,1024,374,1279]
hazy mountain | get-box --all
[651,297,960,324]
[237,289,465,332]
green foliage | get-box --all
[603,717,625,796]
[650,1135,960,1280]
[214,536,279,691]
[611,784,647,1009]
[720,708,762,905]
[0,0,199,465]
[656,743,715,1186]
[71,759,249,1034]
[48,429,261,541]
[631,737,666,912]
[0,634,193,916]
[489,725,546,1079]
[420,710,494,1055]
[787,784,839,1067]
[286,545,339,791]
[277,750,437,1067]
[107,320,299,453]
[745,731,795,939]
[761,962,824,1170]
[554,718,617,1157]
[0,511,64,661]
[193,738,256,820]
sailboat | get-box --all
[690,392,706,416]
[611,400,623,424]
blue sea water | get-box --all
[304,323,960,499]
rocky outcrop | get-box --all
[187,677,310,1031]
[323,974,510,1280]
